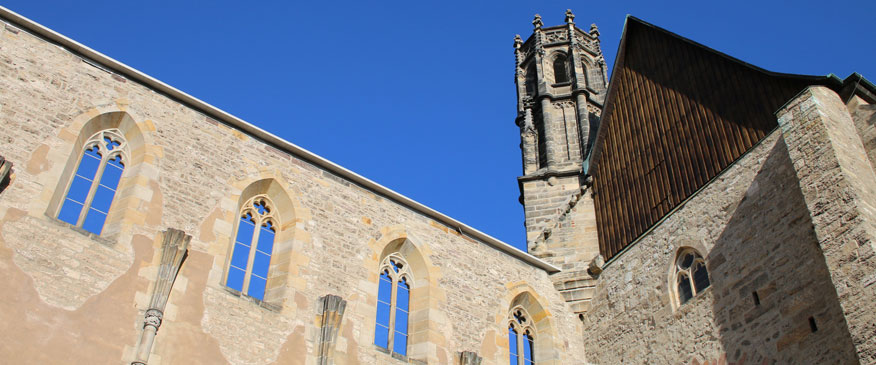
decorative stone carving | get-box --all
[131,228,190,365]
[459,351,483,365]
[532,14,543,30]
[554,100,576,110]
[545,29,568,43]
[586,103,602,117]
[0,155,12,193]
[564,9,575,25]
[513,34,524,72]
[143,309,163,328]
[317,294,347,365]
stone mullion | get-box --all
[241,215,263,294]
[517,325,525,365]
[688,270,696,296]
[76,143,109,227]
[387,270,399,353]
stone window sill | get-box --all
[223,286,282,312]
[44,213,118,247]
[373,345,427,364]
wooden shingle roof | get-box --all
[589,16,838,260]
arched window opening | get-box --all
[525,63,537,96]
[508,307,535,365]
[553,54,569,84]
[374,254,413,357]
[58,129,127,235]
[226,195,276,301]
[675,249,710,305]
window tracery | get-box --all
[374,253,412,357]
[508,306,535,365]
[675,248,710,305]
[58,129,128,235]
[226,195,276,301]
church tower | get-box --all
[514,10,607,255]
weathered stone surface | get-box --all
[2,213,133,309]
[778,86,876,363]
[317,294,346,365]
[0,13,583,365]
[581,132,858,364]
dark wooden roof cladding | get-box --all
[590,16,834,261]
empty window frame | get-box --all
[58,129,128,235]
[226,195,276,301]
[552,54,570,84]
[675,248,710,305]
[509,307,535,365]
[374,254,412,357]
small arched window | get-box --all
[226,195,276,301]
[374,254,412,357]
[553,54,569,84]
[58,129,127,235]
[675,249,710,305]
[508,307,535,365]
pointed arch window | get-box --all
[675,249,710,305]
[58,129,127,235]
[552,54,569,84]
[226,196,276,301]
[509,307,535,365]
[374,254,412,357]
[525,63,537,96]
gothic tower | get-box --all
[514,10,607,255]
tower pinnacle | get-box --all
[565,9,575,25]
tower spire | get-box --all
[564,9,575,25]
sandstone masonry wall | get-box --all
[0,19,583,365]
[778,87,876,362]
[580,132,858,364]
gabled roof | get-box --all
[588,16,854,261]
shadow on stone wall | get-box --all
[705,138,857,364]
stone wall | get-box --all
[848,95,876,172]
[778,87,876,363]
[580,131,858,364]
[0,18,584,365]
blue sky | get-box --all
[5,1,874,251]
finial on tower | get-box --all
[565,9,575,24]
[514,34,523,48]
[532,14,543,30]
[590,23,600,37]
